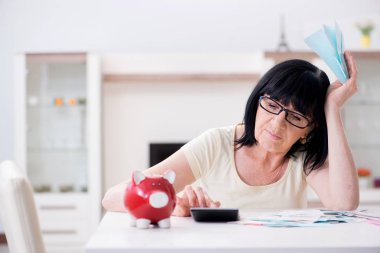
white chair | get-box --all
[0,160,45,253]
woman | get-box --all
[102,52,359,216]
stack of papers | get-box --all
[349,210,380,227]
[234,209,380,228]
[304,22,349,84]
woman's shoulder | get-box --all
[195,125,237,148]
[202,125,236,138]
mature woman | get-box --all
[102,52,359,216]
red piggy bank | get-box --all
[124,170,176,228]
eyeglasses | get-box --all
[259,96,312,129]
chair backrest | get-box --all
[0,160,45,253]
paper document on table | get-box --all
[304,22,349,84]
[234,209,366,228]
[250,209,322,222]
[349,210,380,221]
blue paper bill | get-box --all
[304,22,349,84]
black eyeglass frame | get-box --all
[259,96,313,129]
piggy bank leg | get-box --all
[157,218,171,228]
[136,218,151,229]
[129,216,137,227]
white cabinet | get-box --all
[343,56,380,181]
[14,53,102,253]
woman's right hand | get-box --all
[172,185,221,217]
[325,51,358,112]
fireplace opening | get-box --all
[149,143,186,167]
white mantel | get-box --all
[102,53,267,75]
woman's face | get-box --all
[254,97,313,154]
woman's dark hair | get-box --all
[235,59,330,174]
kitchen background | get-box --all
[1,0,380,191]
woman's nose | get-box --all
[272,110,287,127]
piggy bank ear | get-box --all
[132,170,146,185]
[163,170,176,184]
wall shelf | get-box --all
[265,51,317,62]
[264,51,380,63]
[103,51,380,84]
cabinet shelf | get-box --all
[35,192,88,197]
[27,147,87,152]
[26,53,86,63]
[27,105,86,110]
[33,186,88,194]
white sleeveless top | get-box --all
[180,125,308,211]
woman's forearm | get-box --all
[325,105,359,210]
[102,182,129,212]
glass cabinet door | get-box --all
[25,55,88,193]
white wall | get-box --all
[1,0,380,188]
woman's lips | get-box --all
[266,130,282,140]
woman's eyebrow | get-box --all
[274,98,306,116]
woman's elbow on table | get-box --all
[324,198,359,211]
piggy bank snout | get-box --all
[149,191,169,208]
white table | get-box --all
[86,211,380,253]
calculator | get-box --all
[190,208,239,222]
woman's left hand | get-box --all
[325,51,358,111]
